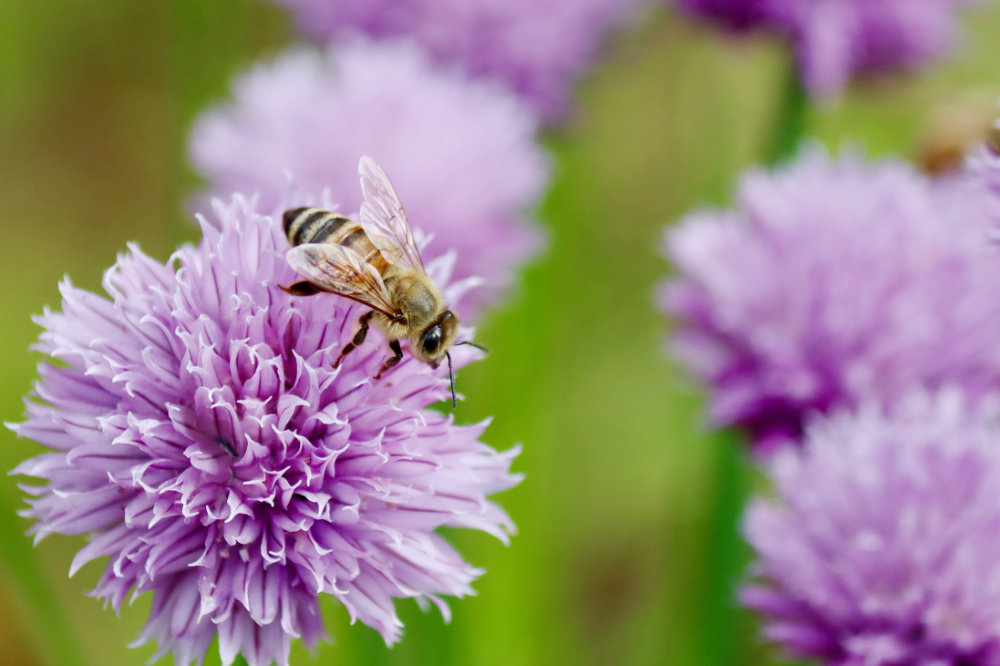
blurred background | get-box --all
[2,2,1000,665]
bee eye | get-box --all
[422,325,443,356]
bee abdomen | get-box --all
[284,207,352,246]
[283,207,390,272]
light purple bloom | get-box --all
[189,40,549,317]
[9,195,521,666]
[268,0,647,120]
[660,147,1000,453]
[744,390,1000,664]
[676,0,982,99]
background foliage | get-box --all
[1,2,999,664]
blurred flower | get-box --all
[676,0,772,32]
[9,196,521,666]
[744,390,1000,664]
[190,40,549,317]
[676,0,982,99]
[268,0,647,120]
[660,147,1000,453]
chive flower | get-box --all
[10,195,521,665]
[744,390,1000,664]
[267,0,647,120]
[661,147,1000,453]
[676,0,983,99]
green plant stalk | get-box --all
[765,57,808,166]
[696,56,809,666]
[696,431,752,666]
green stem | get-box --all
[695,59,810,666]
[696,431,751,666]
[765,57,808,166]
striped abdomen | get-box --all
[283,207,390,273]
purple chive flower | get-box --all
[268,0,647,120]
[675,0,772,32]
[743,390,1000,664]
[9,195,521,666]
[676,0,982,99]
[189,40,549,317]
[660,147,1000,454]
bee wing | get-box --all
[358,155,426,274]
[369,233,404,263]
[286,242,401,319]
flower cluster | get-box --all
[190,40,549,317]
[661,147,1000,454]
[269,0,648,120]
[744,391,1000,664]
[11,197,521,666]
[677,0,983,99]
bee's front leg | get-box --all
[374,340,403,380]
[334,311,374,367]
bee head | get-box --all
[416,310,458,368]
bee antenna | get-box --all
[447,351,457,409]
[454,340,490,353]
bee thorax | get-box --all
[389,274,442,327]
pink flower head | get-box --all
[10,194,521,665]
[189,40,549,317]
[677,0,982,99]
[745,391,1000,664]
[676,0,772,32]
[269,0,647,120]
[661,147,1000,454]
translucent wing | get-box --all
[369,233,404,263]
[286,243,401,319]
[358,155,425,274]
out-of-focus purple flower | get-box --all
[676,0,772,32]
[660,147,1000,454]
[189,40,549,317]
[676,0,982,99]
[269,0,646,120]
[9,195,521,666]
[744,390,1000,664]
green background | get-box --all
[1,3,999,665]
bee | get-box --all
[281,156,480,406]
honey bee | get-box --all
[281,156,480,406]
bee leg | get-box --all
[334,311,374,368]
[280,281,322,296]
[375,340,403,380]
